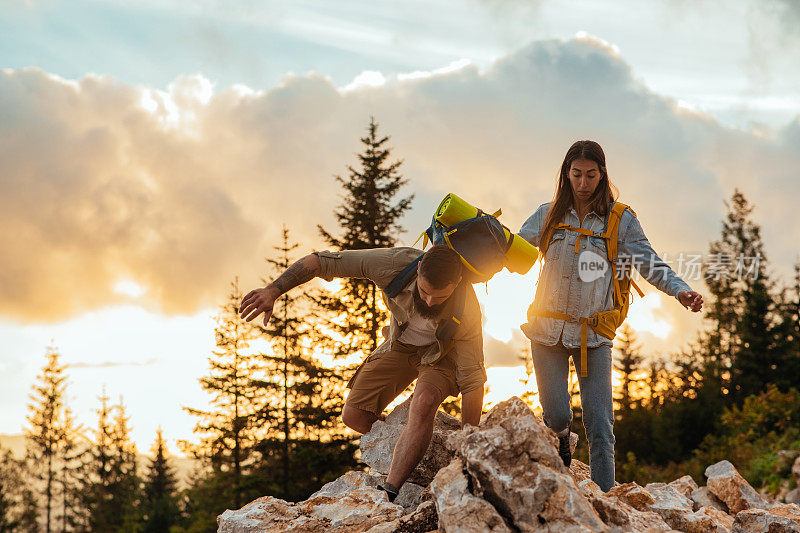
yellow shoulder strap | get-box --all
[604,201,629,261]
[538,222,571,257]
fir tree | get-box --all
[0,448,39,532]
[142,428,179,533]
[253,227,358,501]
[111,397,142,532]
[705,189,783,401]
[81,389,115,532]
[81,391,140,532]
[56,406,87,533]
[24,344,68,533]
[772,261,800,388]
[316,116,414,360]
[181,278,267,510]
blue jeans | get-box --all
[530,338,615,491]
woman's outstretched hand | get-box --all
[677,291,703,312]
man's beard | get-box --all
[413,286,449,319]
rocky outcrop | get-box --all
[217,397,800,532]
[436,397,606,532]
[691,486,729,513]
[359,396,461,486]
[308,470,426,514]
[706,460,771,515]
[429,459,512,532]
[643,482,694,530]
[216,489,403,532]
[732,503,800,532]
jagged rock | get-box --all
[364,500,438,533]
[691,486,729,513]
[360,396,461,486]
[568,457,620,493]
[589,492,671,531]
[668,475,699,499]
[447,397,606,532]
[578,478,604,498]
[310,470,425,514]
[683,506,734,532]
[216,488,403,532]
[220,395,788,533]
[786,488,800,506]
[606,482,656,512]
[570,459,592,484]
[706,460,770,515]
[429,459,512,532]
[644,482,694,530]
[732,503,800,532]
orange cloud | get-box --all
[1,37,798,343]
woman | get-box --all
[518,140,703,492]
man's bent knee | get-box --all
[409,384,443,423]
[342,405,378,434]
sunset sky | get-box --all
[2,0,800,455]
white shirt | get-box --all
[397,309,438,346]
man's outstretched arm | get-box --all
[460,387,483,428]
[239,253,321,326]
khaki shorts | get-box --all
[345,340,460,415]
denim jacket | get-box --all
[518,202,693,349]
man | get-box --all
[239,245,487,501]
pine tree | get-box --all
[142,429,179,533]
[252,227,358,501]
[705,189,783,401]
[773,261,800,388]
[613,324,645,414]
[111,397,142,532]
[56,406,87,532]
[0,448,39,532]
[24,344,69,533]
[180,278,267,510]
[316,116,414,360]
[81,389,115,532]
[81,391,141,532]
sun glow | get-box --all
[112,278,147,298]
[475,266,541,343]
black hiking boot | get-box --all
[558,433,572,468]
[377,481,399,503]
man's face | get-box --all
[414,269,459,319]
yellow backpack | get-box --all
[526,201,644,377]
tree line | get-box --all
[603,190,800,487]
[3,118,799,530]
[1,117,411,532]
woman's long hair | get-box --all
[540,140,619,246]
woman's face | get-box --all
[568,158,602,202]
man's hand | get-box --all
[677,291,703,312]
[239,286,280,326]
[239,253,322,326]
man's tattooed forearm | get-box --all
[271,257,316,295]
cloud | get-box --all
[2,37,799,368]
[69,358,159,369]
